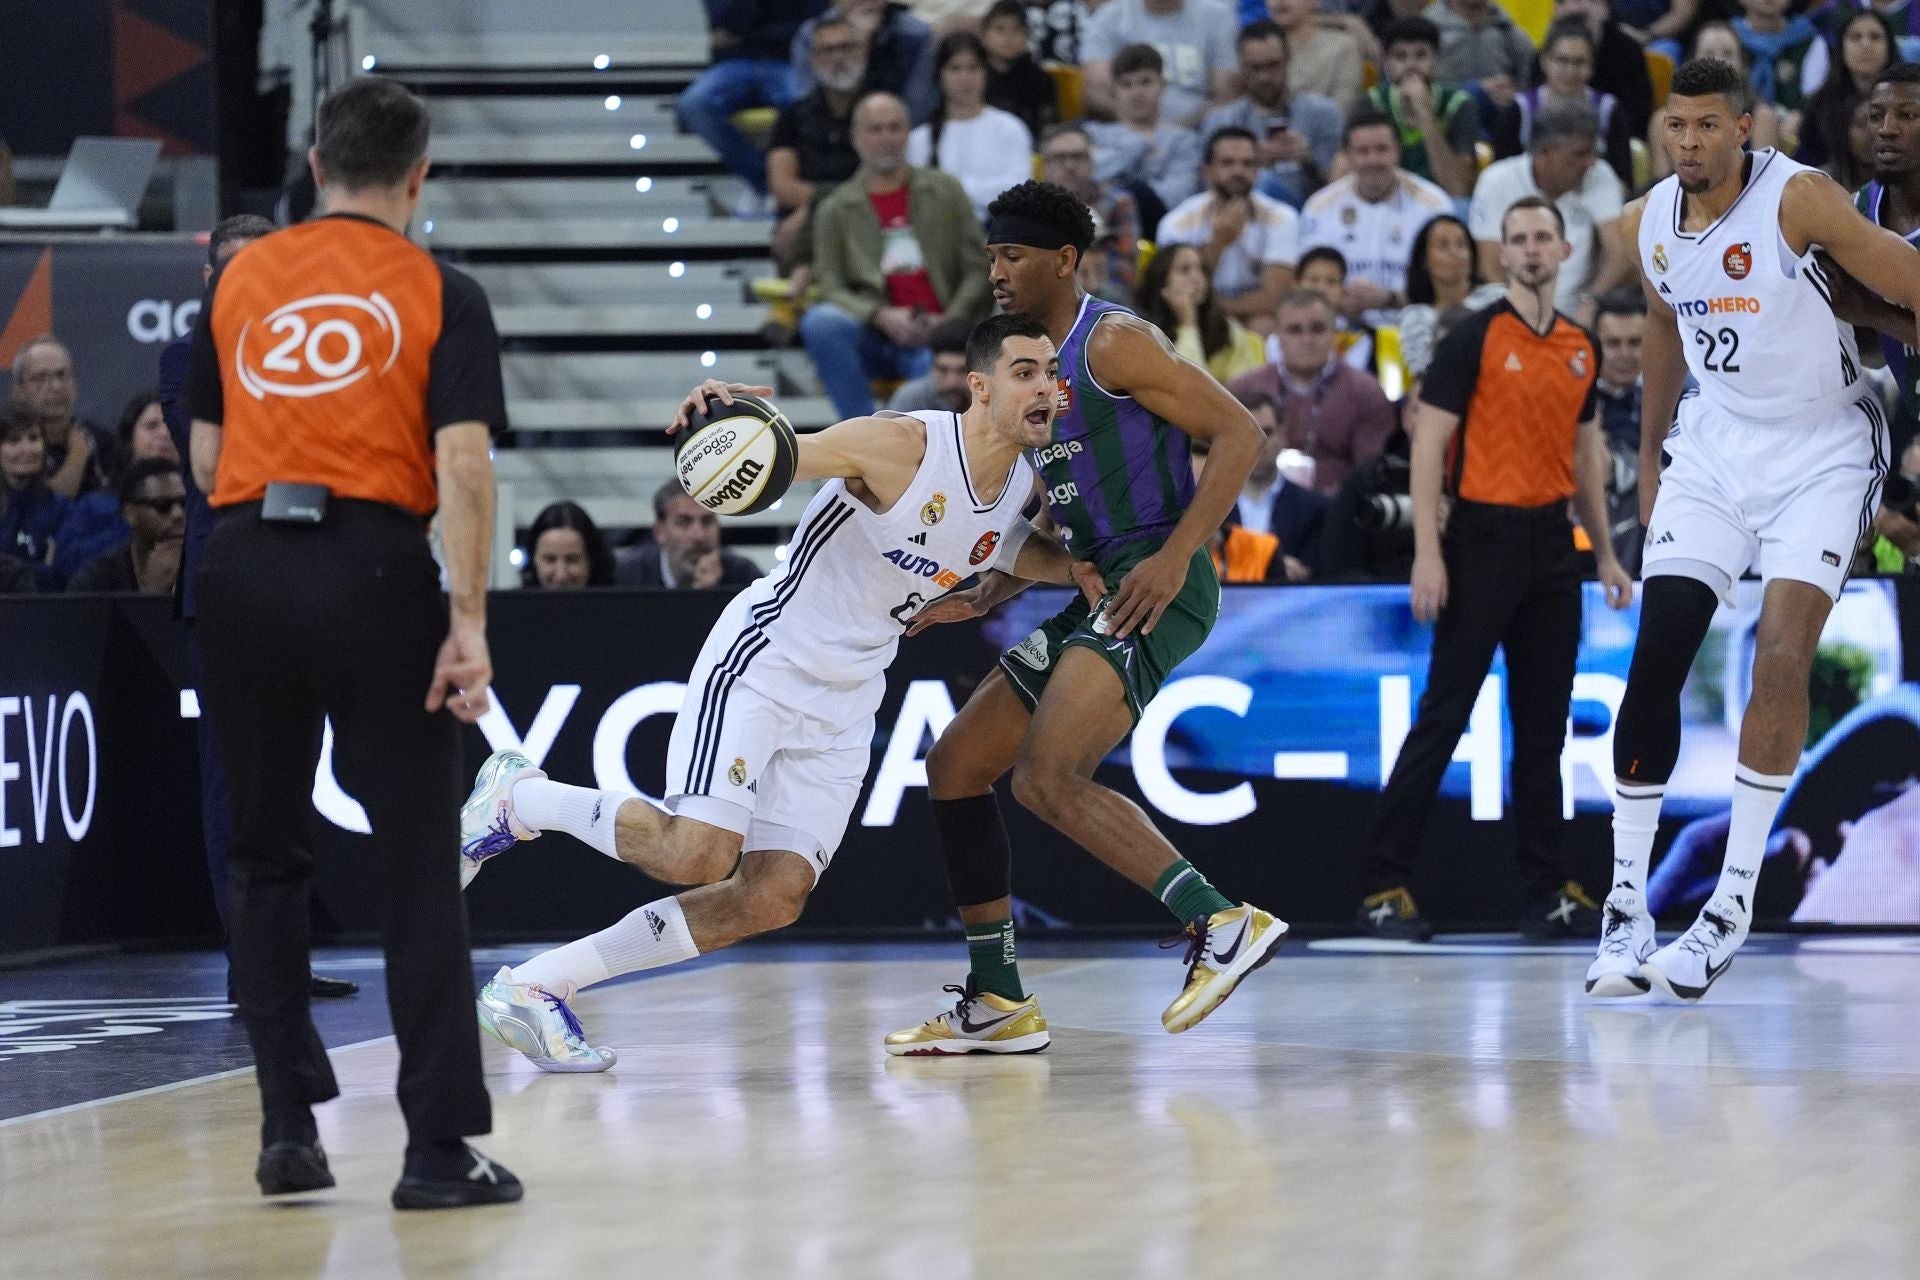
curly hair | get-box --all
[985,179,1095,261]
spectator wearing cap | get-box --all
[1199,20,1344,209]
[1468,98,1630,321]
[1228,289,1396,494]
[51,390,181,583]
[907,32,1036,219]
[887,316,974,413]
[1081,0,1240,128]
[12,336,109,500]
[1267,0,1367,113]
[1369,16,1481,198]
[1084,44,1205,217]
[64,458,185,594]
[522,501,616,589]
[792,0,936,122]
[616,482,764,589]
[0,404,71,591]
[979,0,1058,138]
[676,0,828,215]
[1155,127,1300,333]
[799,92,991,418]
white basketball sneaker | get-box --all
[475,967,617,1072]
[1641,894,1750,1002]
[459,750,544,888]
[1585,892,1657,998]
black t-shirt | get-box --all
[768,89,861,203]
[987,55,1059,138]
[67,545,139,593]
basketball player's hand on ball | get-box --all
[670,380,775,434]
[1106,547,1186,638]
[1410,550,1447,623]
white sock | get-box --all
[1610,780,1665,904]
[1715,764,1791,917]
[511,897,699,997]
[512,778,627,858]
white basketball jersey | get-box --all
[1638,150,1862,422]
[739,410,1037,684]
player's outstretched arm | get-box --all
[1622,199,1687,527]
[1085,317,1263,638]
[1784,171,1920,350]
[666,378,925,505]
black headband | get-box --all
[985,212,1080,252]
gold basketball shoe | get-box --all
[1162,903,1288,1033]
[884,980,1050,1056]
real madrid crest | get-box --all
[1652,243,1669,274]
[921,491,947,526]
[728,757,747,787]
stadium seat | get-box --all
[1046,64,1083,122]
[1646,49,1674,110]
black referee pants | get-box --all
[1365,500,1583,900]
[197,500,490,1143]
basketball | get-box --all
[674,392,798,517]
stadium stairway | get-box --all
[347,0,832,565]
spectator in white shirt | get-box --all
[1082,0,1241,127]
[1156,126,1300,332]
[1468,99,1631,320]
[1297,108,1453,325]
[908,32,1036,219]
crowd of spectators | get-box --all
[665,0,1920,582]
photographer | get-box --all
[1354,196,1632,941]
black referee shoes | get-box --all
[392,1139,524,1210]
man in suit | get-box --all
[615,481,763,588]
[1229,388,1328,579]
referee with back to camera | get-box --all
[1354,194,1634,944]
[187,76,519,1209]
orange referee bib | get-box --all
[208,217,444,516]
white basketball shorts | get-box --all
[1642,390,1890,603]
[664,592,883,882]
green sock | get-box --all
[1153,859,1234,925]
[965,918,1024,1001]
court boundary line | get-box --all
[0,1034,395,1130]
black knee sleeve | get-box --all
[933,791,1013,907]
[1613,575,1719,785]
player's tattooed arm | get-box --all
[1782,170,1920,350]
[1624,198,1687,526]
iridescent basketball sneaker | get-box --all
[459,749,544,889]
[475,967,617,1072]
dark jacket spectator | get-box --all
[792,0,936,122]
[0,408,72,591]
[51,390,179,582]
[12,337,109,499]
[614,483,763,589]
[981,0,1058,138]
[65,458,185,595]
[0,552,33,594]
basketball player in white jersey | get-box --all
[457,315,1104,1069]
[1586,56,1920,1001]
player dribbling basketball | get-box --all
[455,315,1102,1069]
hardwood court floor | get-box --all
[3,937,1919,1280]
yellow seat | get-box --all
[1646,49,1675,110]
[1045,63,1082,122]
[1373,325,1407,403]
[1363,61,1379,89]
[731,106,778,146]
[1631,137,1649,192]
[1475,141,1493,174]
[1136,239,1156,276]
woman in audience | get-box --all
[1397,215,1504,380]
[1493,19,1635,187]
[979,0,1058,138]
[907,32,1037,219]
[1137,243,1268,383]
[0,403,72,592]
[1798,10,1901,174]
[522,500,615,590]
[1648,23,1783,184]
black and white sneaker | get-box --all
[1641,894,1748,1002]
[1520,881,1601,939]
[1584,892,1656,997]
[391,1141,524,1210]
[1355,887,1434,941]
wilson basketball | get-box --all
[674,392,798,517]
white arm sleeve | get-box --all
[990,517,1040,575]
